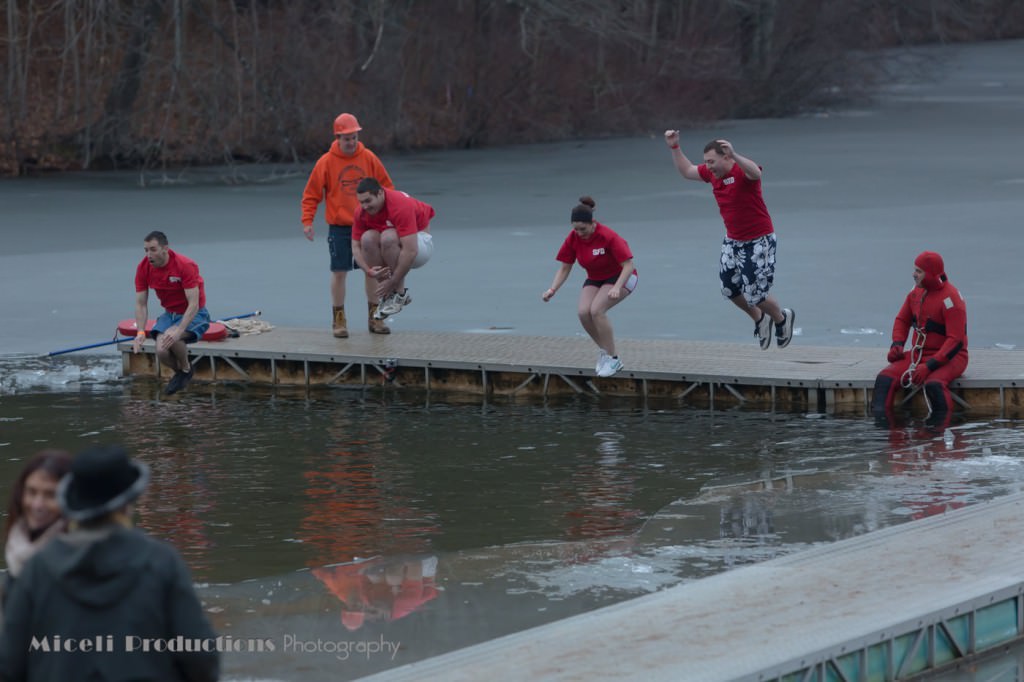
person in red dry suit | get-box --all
[871,251,968,430]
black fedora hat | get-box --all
[58,445,150,522]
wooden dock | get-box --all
[121,329,1024,417]
[357,492,1024,682]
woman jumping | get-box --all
[542,196,637,378]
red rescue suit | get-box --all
[871,251,968,428]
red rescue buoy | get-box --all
[117,319,228,341]
[201,323,228,341]
[117,319,154,336]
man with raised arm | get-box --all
[664,131,795,350]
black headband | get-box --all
[571,208,593,223]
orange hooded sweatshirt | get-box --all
[301,140,394,227]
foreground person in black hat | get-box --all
[0,445,220,682]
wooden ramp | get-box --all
[358,493,1024,682]
[121,329,1024,416]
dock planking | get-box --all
[121,329,1024,416]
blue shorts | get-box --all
[151,308,211,343]
[719,233,776,305]
[328,225,357,272]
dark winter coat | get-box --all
[0,524,219,681]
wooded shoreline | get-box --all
[3,0,1022,175]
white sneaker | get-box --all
[373,296,392,320]
[754,313,773,350]
[595,349,609,374]
[374,293,398,319]
[394,289,412,307]
[377,289,412,317]
[597,356,623,378]
[775,308,795,349]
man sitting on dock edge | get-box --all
[131,231,210,395]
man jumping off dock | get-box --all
[664,131,794,350]
[351,178,435,328]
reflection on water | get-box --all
[2,374,1024,680]
[313,556,440,632]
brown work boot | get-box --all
[368,302,390,334]
[332,306,349,338]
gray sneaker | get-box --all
[776,308,795,349]
[595,349,609,374]
[754,313,773,350]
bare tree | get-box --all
[1,0,1021,175]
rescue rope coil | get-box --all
[216,318,274,336]
[900,328,927,390]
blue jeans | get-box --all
[152,308,211,342]
[328,225,357,272]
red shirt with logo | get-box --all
[135,249,206,313]
[352,189,435,240]
[556,222,634,280]
[697,162,774,241]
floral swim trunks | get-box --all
[719,233,777,305]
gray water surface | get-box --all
[2,367,1024,679]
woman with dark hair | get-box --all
[542,196,638,377]
[2,449,72,604]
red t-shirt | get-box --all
[135,249,206,313]
[697,162,774,241]
[556,222,633,280]
[352,189,435,240]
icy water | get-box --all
[3,357,1024,679]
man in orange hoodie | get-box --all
[300,113,394,336]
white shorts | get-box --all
[624,271,638,293]
[411,232,433,269]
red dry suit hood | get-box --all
[914,251,947,291]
